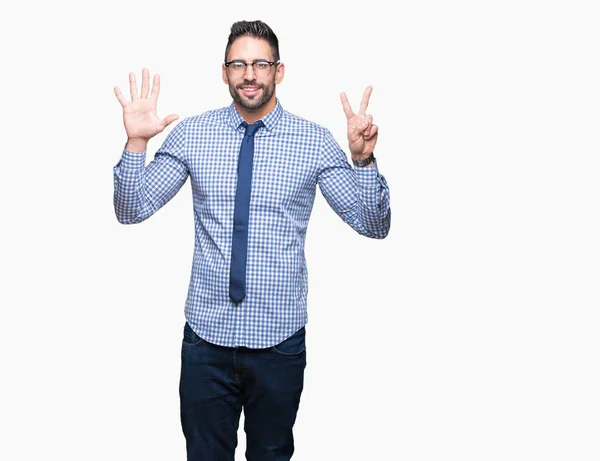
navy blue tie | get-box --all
[229,120,264,303]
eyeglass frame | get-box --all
[224,59,280,76]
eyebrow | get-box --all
[227,59,271,63]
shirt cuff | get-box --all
[118,149,147,169]
[354,157,385,188]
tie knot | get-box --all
[242,120,264,137]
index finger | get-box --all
[340,92,354,119]
[359,86,373,114]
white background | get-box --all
[1,0,599,460]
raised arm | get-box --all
[317,87,391,238]
[113,69,188,224]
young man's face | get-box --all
[222,36,284,112]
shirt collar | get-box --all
[228,97,283,133]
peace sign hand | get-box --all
[340,86,379,160]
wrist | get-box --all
[352,152,374,167]
[126,138,148,153]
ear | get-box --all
[274,62,285,84]
[222,63,229,85]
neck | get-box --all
[235,96,277,124]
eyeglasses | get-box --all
[225,59,279,77]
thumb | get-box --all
[160,114,179,129]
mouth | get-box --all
[238,85,262,97]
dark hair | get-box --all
[224,20,280,63]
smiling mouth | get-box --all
[238,85,262,95]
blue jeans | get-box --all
[179,322,307,461]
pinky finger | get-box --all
[365,124,378,140]
[114,86,128,107]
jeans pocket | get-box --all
[182,322,204,347]
[271,327,306,356]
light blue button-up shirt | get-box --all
[113,99,391,348]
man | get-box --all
[113,19,390,461]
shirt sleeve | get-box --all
[317,128,391,239]
[113,119,190,224]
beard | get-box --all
[229,78,276,111]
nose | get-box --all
[243,63,256,80]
